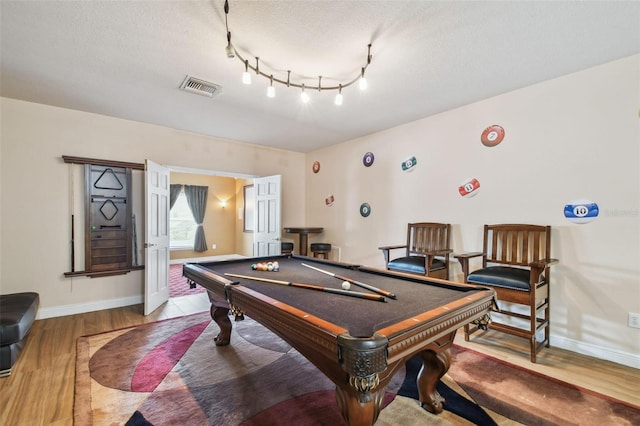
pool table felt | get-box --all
[191,257,485,338]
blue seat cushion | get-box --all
[388,256,446,275]
[467,266,535,291]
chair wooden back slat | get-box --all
[522,231,530,264]
[407,222,449,255]
[484,224,550,268]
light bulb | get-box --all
[359,76,368,90]
[225,30,234,58]
[359,67,368,90]
[266,75,275,98]
[335,84,343,106]
[301,85,309,103]
[225,44,235,58]
[242,60,251,85]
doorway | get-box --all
[166,166,257,299]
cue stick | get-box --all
[132,214,138,266]
[70,163,75,272]
[71,215,75,272]
[224,273,387,303]
[301,263,397,299]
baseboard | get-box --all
[551,335,640,369]
[37,295,143,320]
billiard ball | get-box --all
[341,281,351,290]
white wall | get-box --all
[1,55,637,368]
[0,98,306,317]
[305,55,640,368]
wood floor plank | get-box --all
[453,329,640,407]
[2,368,48,426]
[44,352,76,425]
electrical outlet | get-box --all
[629,312,640,329]
[211,244,216,250]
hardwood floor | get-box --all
[1,293,638,425]
[454,330,640,408]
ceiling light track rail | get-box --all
[231,47,371,92]
[223,0,372,104]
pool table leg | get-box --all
[335,385,386,426]
[416,348,451,414]
[207,292,232,346]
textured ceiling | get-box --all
[1,1,639,153]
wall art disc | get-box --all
[325,194,335,207]
[359,203,371,217]
[363,152,375,167]
[312,161,321,173]
[458,178,481,198]
[564,199,599,224]
[401,156,417,172]
[481,125,505,147]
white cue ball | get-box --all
[341,281,351,290]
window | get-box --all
[170,191,196,249]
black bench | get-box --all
[0,292,39,377]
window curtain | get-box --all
[169,184,183,210]
[184,185,208,252]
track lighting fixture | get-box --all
[300,84,310,103]
[242,60,251,85]
[223,0,372,105]
[335,85,343,106]
[267,75,275,98]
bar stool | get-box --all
[281,242,294,255]
[310,243,332,259]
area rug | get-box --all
[169,264,205,297]
[75,312,640,426]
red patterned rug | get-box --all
[75,313,640,426]
[169,264,205,297]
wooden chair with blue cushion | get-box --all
[378,222,452,280]
[455,224,558,362]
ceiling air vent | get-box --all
[179,75,222,97]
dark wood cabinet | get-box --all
[63,156,144,278]
[85,164,132,272]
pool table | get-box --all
[183,255,495,426]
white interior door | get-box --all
[253,175,281,256]
[144,159,170,315]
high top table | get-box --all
[283,226,323,256]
